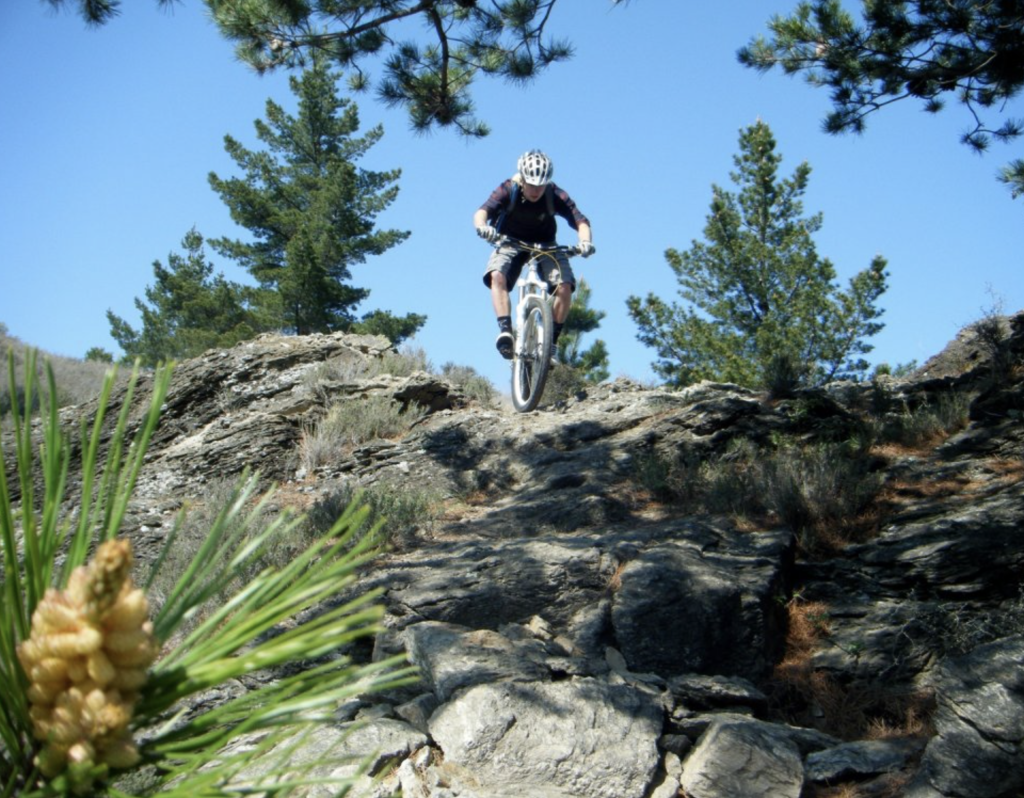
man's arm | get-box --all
[577,222,592,246]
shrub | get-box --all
[300,395,427,472]
[872,360,918,379]
[758,443,883,553]
[440,361,497,405]
[541,363,589,405]
[875,393,971,449]
[305,482,442,550]
[632,447,709,507]
[302,344,433,393]
[381,345,432,376]
[911,589,1024,658]
[633,437,884,554]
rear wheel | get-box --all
[511,294,553,412]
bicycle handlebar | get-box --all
[490,235,595,258]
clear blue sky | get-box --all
[3,1,1022,391]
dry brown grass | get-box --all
[805,784,864,798]
[607,561,630,592]
[457,489,493,507]
[2,329,118,420]
[785,597,832,655]
[865,701,932,740]
[798,778,913,798]
[874,454,1024,526]
[803,772,912,798]
[983,457,1024,481]
[766,597,935,743]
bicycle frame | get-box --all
[491,236,585,412]
[513,248,562,357]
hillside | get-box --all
[5,313,1024,798]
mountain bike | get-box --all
[492,236,591,413]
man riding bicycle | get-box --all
[474,150,594,360]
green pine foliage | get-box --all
[739,0,1024,200]
[84,348,114,364]
[352,309,428,348]
[557,279,610,383]
[627,121,888,389]
[202,0,595,137]
[106,229,268,367]
[44,1,634,137]
[41,0,175,25]
[207,56,420,338]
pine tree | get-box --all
[557,279,609,383]
[107,228,265,367]
[207,57,419,337]
[46,0,632,136]
[354,309,427,348]
[84,347,114,363]
[739,0,1024,199]
[202,0,605,137]
[627,121,888,390]
[42,0,175,25]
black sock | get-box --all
[498,316,512,333]
[553,322,564,342]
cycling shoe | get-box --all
[496,331,513,359]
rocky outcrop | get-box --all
[22,313,1024,798]
[907,636,1024,798]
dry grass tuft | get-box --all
[299,395,427,472]
[632,439,887,556]
[805,784,864,798]
[1,327,118,420]
[784,598,832,655]
[607,561,630,592]
[767,597,935,743]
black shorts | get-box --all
[482,243,576,291]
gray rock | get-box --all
[849,489,1024,600]
[671,712,839,755]
[610,530,793,680]
[403,621,552,701]
[227,718,428,798]
[427,678,663,798]
[383,537,610,631]
[680,716,804,798]
[394,693,438,734]
[913,635,1024,798]
[806,738,926,783]
[667,672,769,711]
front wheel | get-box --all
[511,295,553,413]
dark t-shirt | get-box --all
[480,180,590,243]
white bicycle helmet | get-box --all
[517,149,554,186]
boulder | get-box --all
[427,678,663,798]
[680,716,805,798]
[909,636,1024,798]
